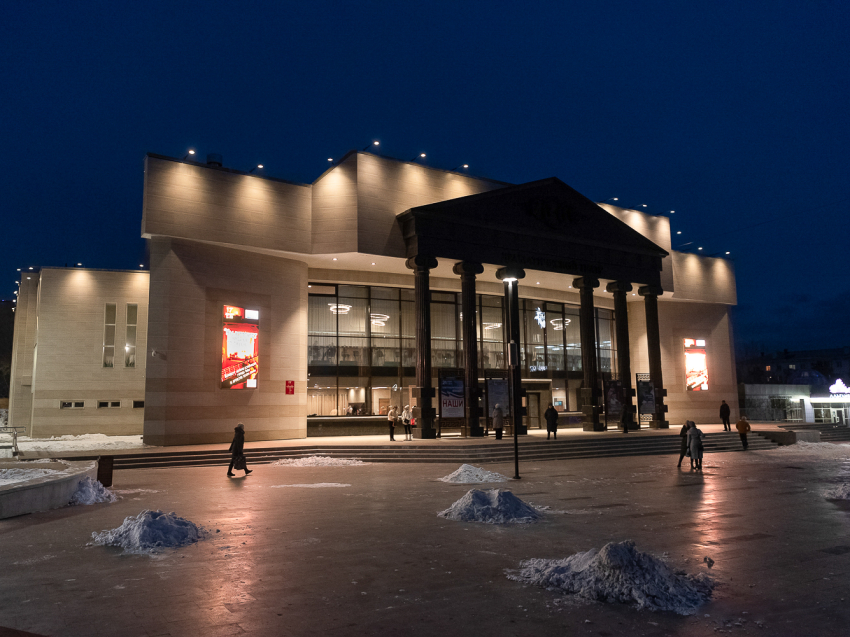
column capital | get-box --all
[405,255,438,271]
[452,261,484,277]
[496,266,525,282]
[638,285,664,297]
[605,281,633,294]
[572,276,600,290]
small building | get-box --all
[9,150,740,444]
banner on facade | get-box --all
[221,305,259,390]
[486,378,510,417]
[439,376,465,418]
[604,379,624,421]
[636,379,655,419]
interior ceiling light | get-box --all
[332,257,338,261]
[328,303,352,315]
[370,313,390,326]
[483,322,502,330]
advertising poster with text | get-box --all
[637,380,655,418]
[486,378,511,417]
[684,338,709,391]
[440,377,465,418]
[221,305,260,389]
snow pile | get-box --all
[0,409,8,427]
[438,489,541,524]
[272,456,369,467]
[0,460,74,485]
[17,434,148,452]
[70,476,117,505]
[824,483,850,500]
[269,483,351,488]
[763,441,850,460]
[91,510,208,554]
[506,540,715,615]
[439,464,509,484]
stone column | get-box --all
[453,261,485,437]
[496,267,527,435]
[406,255,438,439]
[638,285,668,429]
[606,281,635,430]
[573,277,603,431]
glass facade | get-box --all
[307,284,616,416]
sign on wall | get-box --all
[439,376,465,418]
[221,305,259,389]
[684,338,709,391]
[286,380,294,395]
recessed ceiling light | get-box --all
[371,262,376,265]
[333,258,338,261]
[536,282,540,285]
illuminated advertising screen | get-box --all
[684,338,708,391]
[221,305,259,389]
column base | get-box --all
[514,425,528,435]
[648,419,669,429]
[413,427,438,439]
[467,426,485,437]
[583,422,606,432]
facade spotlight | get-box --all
[726,251,731,255]
[698,247,703,250]
[332,257,338,261]
[362,141,380,151]
[182,149,196,160]
[139,264,144,267]
[451,163,469,171]
[77,263,82,266]
[248,164,264,174]
[17,268,20,271]
[412,153,426,161]
[29,267,33,270]
[328,158,333,162]
[670,210,675,214]
[676,231,682,235]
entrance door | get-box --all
[831,408,846,425]
[526,392,541,429]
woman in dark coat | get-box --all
[227,423,252,477]
[544,403,559,440]
[677,421,691,468]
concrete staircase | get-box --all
[88,431,778,470]
[780,422,850,443]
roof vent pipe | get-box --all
[206,153,223,167]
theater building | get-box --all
[9,150,739,444]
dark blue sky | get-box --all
[2,1,848,352]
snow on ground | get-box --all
[438,489,541,524]
[506,540,715,615]
[439,464,509,484]
[753,441,850,462]
[0,409,8,427]
[70,476,117,505]
[17,434,148,452]
[0,460,75,485]
[824,483,850,499]
[91,510,208,554]
[269,483,351,488]
[272,456,369,467]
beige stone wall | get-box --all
[13,269,150,437]
[142,155,312,255]
[311,156,358,254]
[8,276,39,434]
[602,205,675,292]
[671,252,737,304]
[628,298,738,426]
[145,238,308,446]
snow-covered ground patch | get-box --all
[17,434,148,453]
[0,459,75,485]
[269,483,351,488]
[506,540,714,615]
[272,456,369,467]
[438,489,541,524]
[767,441,850,460]
[0,409,8,427]
[70,476,117,505]
[91,510,208,554]
[439,464,509,484]
[824,483,850,499]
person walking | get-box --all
[544,403,559,440]
[619,403,634,434]
[401,405,413,441]
[736,416,751,450]
[687,421,705,470]
[387,405,398,441]
[720,400,731,431]
[677,421,691,467]
[227,423,252,477]
[492,403,504,440]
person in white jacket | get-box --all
[387,406,398,441]
[401,405,413,440]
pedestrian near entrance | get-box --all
[401,405,413,441]
[619,404,634,434]
[687,421,705,470]
[677,421,692,467]
[387,406,398,441]
[544,403,559,440]
[227,423,252,477]
[720,400,731,431]
[492,404,504,440]
[736,417,751,450]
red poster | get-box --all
[684,338,709,391]
[286,380,294,395]
[221,306,259,389]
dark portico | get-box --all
[398,177,670,434]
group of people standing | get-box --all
[386,405,414,441]
[677,402,754,470]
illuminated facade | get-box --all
[9,150,740,444]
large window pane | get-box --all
[564,306,581,371]
[480,296,504,369]
[431,298,457,368]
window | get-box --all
[765,365,771,371]
[60,401,84,409]
[789,364,796,370]
[125,304,138,367]
[97,401,121,409]
[133,400,145,408]
[103,303,116,367]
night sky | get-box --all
[2,2,848,353]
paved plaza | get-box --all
[2,443,850,636]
